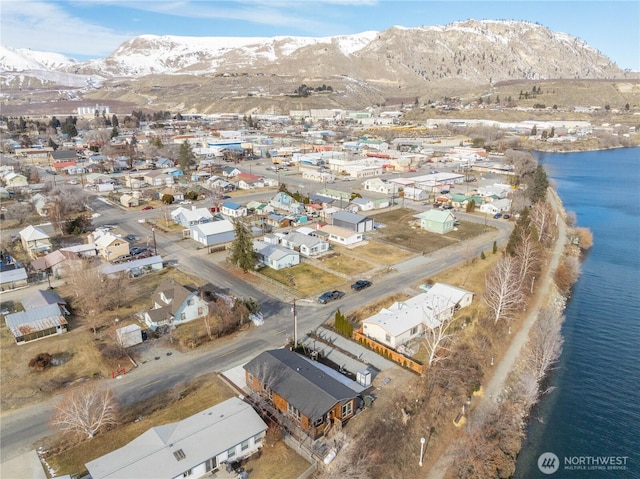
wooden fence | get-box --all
[352,328,426,375]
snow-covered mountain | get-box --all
[1,21,623,81]
[0,45,78,72]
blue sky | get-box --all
[1,0,638,70]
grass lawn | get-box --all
[259,263,345,296]
[371,208,492,254]
[244,440,311,479]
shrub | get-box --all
[29,352,53,370]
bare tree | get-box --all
[530,200,555,244]
[483,255,523,324]
[66,262,113,335]
[513,229,541,291]
[4,202,34,225]
[525,304,565,382]
[47,188,89,234]
[51,384,118,439]
[422,316,456,367]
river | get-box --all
[514,147,640,478]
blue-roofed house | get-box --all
[221,201,247,218]
[270,192,304,215]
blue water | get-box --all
[515,148,640,478]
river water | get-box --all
[514,147,640,478]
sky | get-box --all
[1,0,638,70]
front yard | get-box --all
[258,262,345,296]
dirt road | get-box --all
[426,189,568,479]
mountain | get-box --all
[0,20,631,114]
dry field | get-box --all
[370,208,490,254]
[258,263,345,296]
[315,250,375,276]
[44,372,310,479]
[0,268,204,411]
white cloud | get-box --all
[1,0,132,58]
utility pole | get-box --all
[152,227,157,256]
[292,299,298,348]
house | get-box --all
[31,249,79,278]
[0,266,28,290]
[318,224,363,246]
[19,225,52,258]
[144,278,209,330]
[155,157,175,168]
[403,186,428,201]
[90,229,130,261]
[158,187,185,202]
[270,192,304,214]
[21,289,69,312]
[3,172,28,188]
[331,210,374,233]
[144,170,173,187]
[190,220,235,247]
[85,397,267,479]
[415,209,456,234]
[171,206,214,228]
[244,349,361,439]
[120,193,139,208]
[31,193,51,216]
[222,166,241,178]
[279,231,330,257]
[116,324,143,348]
[5,303,68,344]
[362,178,395,195]
[253,240,300,270]
[479,198,512,215]
[48,150,77,165]
[348,197,375,212]
[236,173,264,190]
[221,201,248,218]
[362,284,473,349]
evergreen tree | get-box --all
[531,164,549,203]
[178,140,195,172]
[480,251,486,260]
[230,220,256,272]
[110,126,119,139]
[111,114,119,127]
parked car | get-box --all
[493,213,502,219]
[142,205,154,210]
[440,189,450,194]
[126,234,139,241]
[318,290,345,304]
[503,214,511,220]
[351,279,372,291]
[180,200,192,205]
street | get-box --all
[0,183,512,463]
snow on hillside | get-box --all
[0,45,77,72]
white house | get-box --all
[403,186,428,201]
[191,220,235,247]
[318,224,363,246]
[144,278,209,330]
[253,240,300,270]
[363,178,395,195]
[171,206,214,228]
[85,397,268,479]
[479,198,512,215]
[279,231,330,257]
[362,284,473,349]
[19,225,52,258]
[221,201,247,218]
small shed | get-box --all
[116,324,143,348]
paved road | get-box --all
[0,192,512,463]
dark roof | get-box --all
[244,349,358,421]
[50,150,77,161]
[22,289,66,310]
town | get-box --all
[0,106,606,478]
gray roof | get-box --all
[5,304,67,338]
[244,349,359,421]
[100,255,163,275]
[332,210,369,224]
[0,267,28,285]
[253,240,298,262]
[85,398,267,479]
[21,290,66,310]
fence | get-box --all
[249,270,304,298]
[352,328,426,375]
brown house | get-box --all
[244,349,360,439]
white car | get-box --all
[180,200,192,205]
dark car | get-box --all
[126,234,139,241]
[318,290,345,304]
[503,214,511,220]
[493,213,502,219]
[351,279,372,291]
[440,189,450,194]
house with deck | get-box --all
[244,349,361,439]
